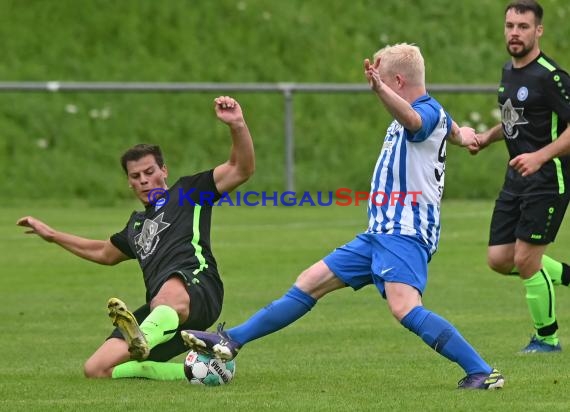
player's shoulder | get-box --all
[503,53,567,82]
[535,52,564,71]
[502,60,513,72]
[123,210,143,227]
[529,53,570,78]
[178,170,214,184]
[531,53,570,90]
[413,94,442,111]
[414,95,448,123]
[178,170,217,193]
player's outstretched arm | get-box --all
[17,216,129,265]
[448,121,476,147]
[212,96,255,194]
[471,123,504,155]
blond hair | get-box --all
[373,43,425,86]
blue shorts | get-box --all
[323,233,429,297]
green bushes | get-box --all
[1,0,569,202]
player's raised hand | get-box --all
[214,96,244,127]
[364,57,383,91]
[17,216,56,242]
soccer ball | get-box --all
[183,350,236,386]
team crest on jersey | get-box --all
[500,98,528,139]
[154,197,167,211]
[516,86,529,101]
[134,212,171,259]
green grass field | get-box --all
[1,201,569,411]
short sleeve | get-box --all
[110,219,136,259]
[406,100,442,142]
[178,170,222,204]
[544,70,570,124]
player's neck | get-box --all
[404,86,427,104]
[512,47,541,69]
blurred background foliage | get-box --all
[1,0,569,204]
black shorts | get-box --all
[108,268,224,362]
[489,190,570,246]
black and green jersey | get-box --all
[498,52,570,195]
[111,170,222,300]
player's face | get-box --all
[125,154,168,205]
[504,9,543,58]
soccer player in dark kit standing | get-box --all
[469,0,570,353]
[17,95,255,379]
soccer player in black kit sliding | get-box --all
[469,0,570,353]
[17,96,255,379]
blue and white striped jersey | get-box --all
[367,94,451,256]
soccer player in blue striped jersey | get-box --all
[470,0,570,353]
[182,44,504,390]
[17,96,255,380]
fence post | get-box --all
[283,86,295,192]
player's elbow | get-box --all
[243,163,256,180]
[100,254,125,266]
[96,241,128,266]
[235,163,256,184]
[100,258,120,266]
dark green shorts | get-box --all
[489,190,570,246]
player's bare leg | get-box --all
[84,338,131,378]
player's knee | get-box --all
[150,298,189,323]
[387,300,413,321]
[487,254,513,274]
[295,265,344,299]
[513,253,541,276]
[83,359,110,378]
[151,290,190,321]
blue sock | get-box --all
[227,285,317,345]
[401,306,491,375]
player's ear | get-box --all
[536,24,544,37]
[396,74,404,88]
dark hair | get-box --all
[120,144,164,174]
[505,0,543,24]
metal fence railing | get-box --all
[0,82,498,191]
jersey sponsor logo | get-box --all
[386,121,403,137]
[500,98,529,139]
[134,212,171,259]
[154,197,167,211]
[516,86,529,101]
[381,140,394,153]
